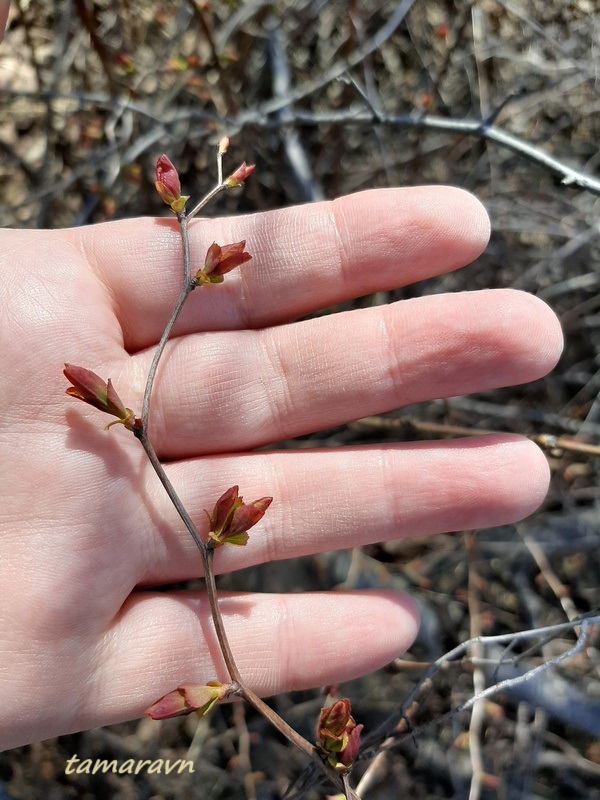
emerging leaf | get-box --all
[155,154,188,213]
[145,681,228,720]
[317,698,363,772]
[205,486,272,547]
[195,241,252,285]
[63,364,138,431]
[225,161,255,188]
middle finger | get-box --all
[127,288,562,458]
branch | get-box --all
[137,154,329,780]
[140,213,194,431]
[135,427,204,554]
[237,0,418,122]
[352,415,600,458]
[361,616,599,756]
[275,109,600,196]
[5,87,600,197]
[72,0,119,96]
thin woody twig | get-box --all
[352,415,600,458]
[518,525,580,623]
[5,86,600,197]
[465,531,486,800]
[135,427,205,554]
[141,212,195,431]
[361,617,598,757]
[232,702,257,800]
[72,0,119,96]
[136,155,336,781]
[277,110,600,196]
[353,701,419,796]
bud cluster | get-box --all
[316,699,363,772]
[205,485,272,547]
[154,153,255,215]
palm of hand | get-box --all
[0,187,561,750]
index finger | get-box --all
[68,187,490,353]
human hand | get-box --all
[0,187,562,750]
[0,2,9,44]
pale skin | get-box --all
[0,187,563,752]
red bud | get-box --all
[225,161,255,187]
[227,497,272,537]
[64,364,137,431]
[155,154,188,213]
[209,485,240,532]
[196,241,252,284]
[339,722,363,767]
[145,681,228,720]
[317,698,363,771]
[205,486,272,547]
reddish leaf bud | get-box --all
[339,722,363,767]
[195,241,252,285]
[64,364,138,431]
[205,486,272,547]
[227,497,273,537]
[155,154,188,213]
[155,154,180,201]
[317,698,363,771]
[145,681,228,720]
[319,699,352,739]
[209,485,240,532]
[225,161,255,187]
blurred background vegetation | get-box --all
[1,1,599,798]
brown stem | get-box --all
[201,546,242,683]
[141,212,194,430]
[184,0,237,113]
[240,685,316,759]
[187,181,229,220]
[135,427,205,554]
[139,184,317,761]
[137,432,316,758]
[203,547,316,757]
